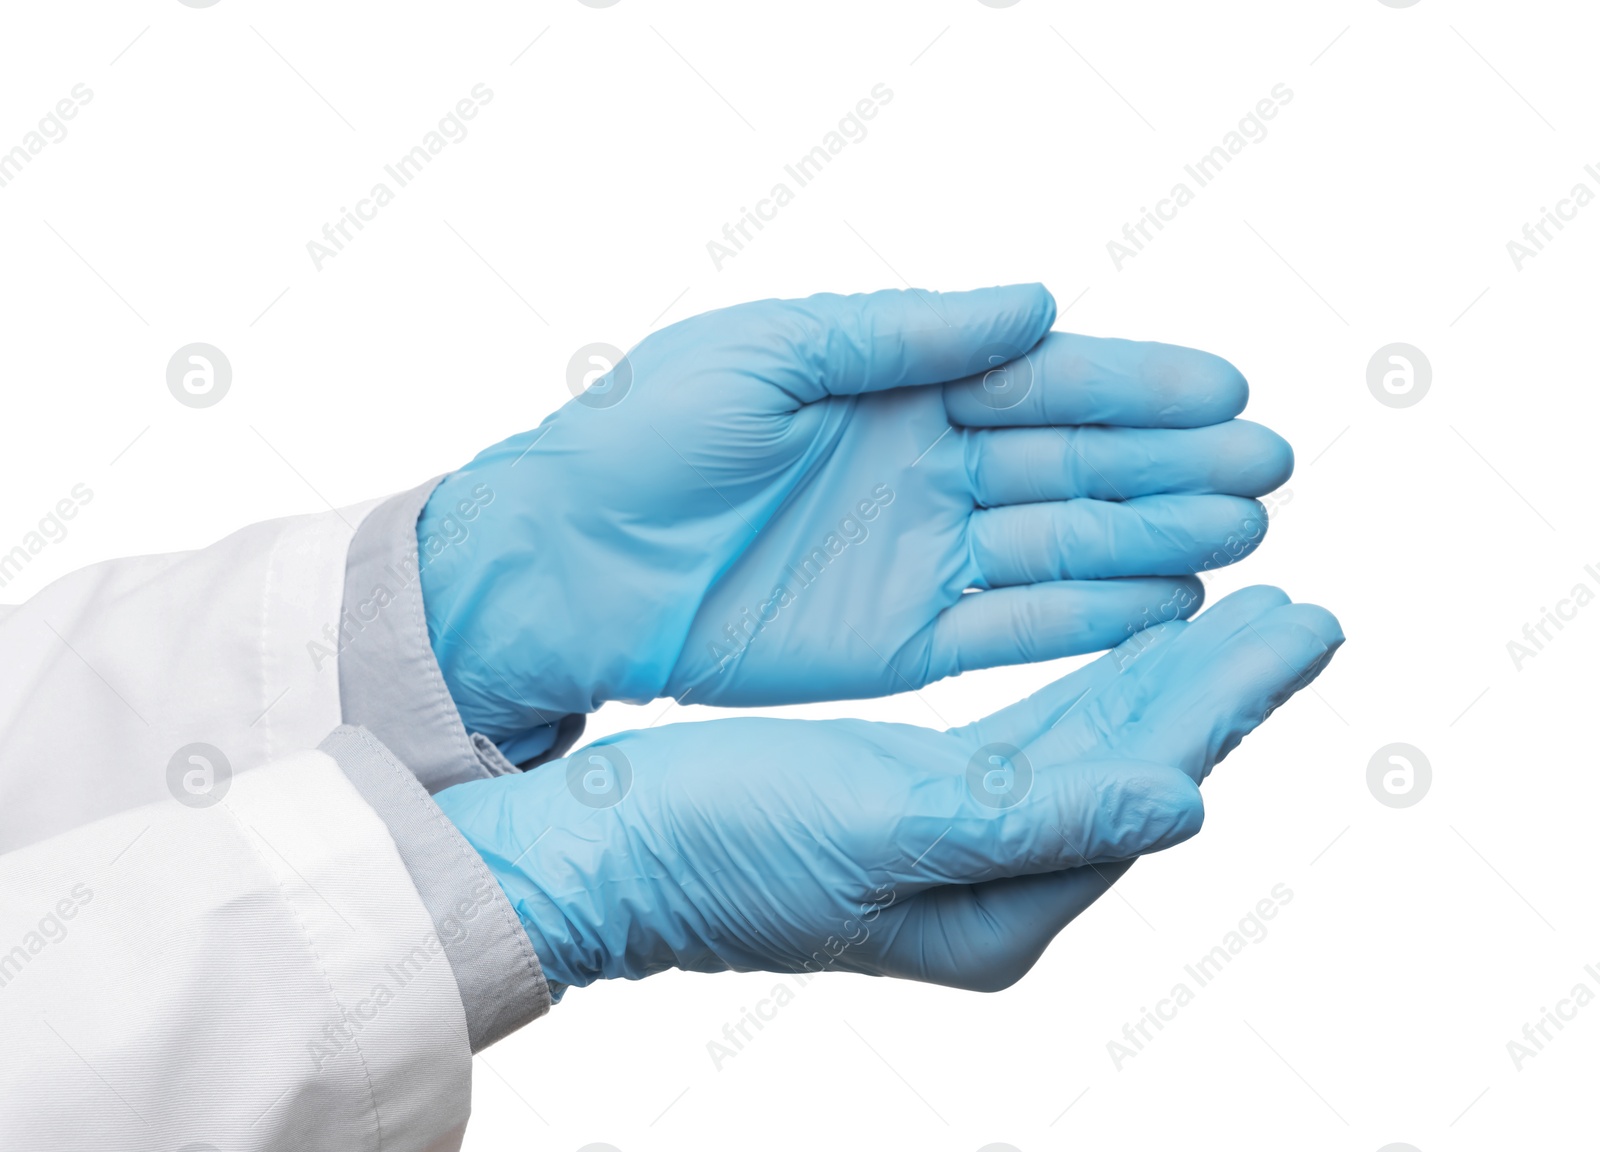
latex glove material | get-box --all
[418,286,1292,739]
[435,587,1341,992]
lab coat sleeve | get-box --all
[319,724,552,1051]
[337,477,585,791]
[0,743,473,1152]
[0,492,558,1140]
[329,479,572,1044]
[0,502,378,855]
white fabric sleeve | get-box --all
[0,496,556,1070]
[0,747,470,1152]
[320,725,552,1049]
[0,503,377,856]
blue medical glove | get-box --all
[435,587,1341,992]
[417,286,1293,741]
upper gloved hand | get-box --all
[434,586,1341,992]
[418,285,1293,743]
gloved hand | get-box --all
[435,586,1341,992]
[417,286,1293,745]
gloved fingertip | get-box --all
[1297,643,1341,686]
[1241,498,1270,546]
[1192,351,1249,421]
[1006,282,1058,346]
[1272,441,1295,489]
[1026,281,1059,330]
[1261,602,1344,652]
[1096,759,1205,857]
[1220,583,1289,603]
[1126,768,1205,855]
[1159,787,1206,851]
[1312,608,1345,650]
[1221,421,1295,491]
[993,279,1052,304]
[967,282,1055,327]
[1175,575,1205,618]
[1184,585,1289,636]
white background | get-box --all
[3,2,1596,1149]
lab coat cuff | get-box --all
[321,724,552,1051]
[337,476,585,792]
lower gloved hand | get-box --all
[435,586,1341,992]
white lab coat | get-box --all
[0,504,474,1150]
